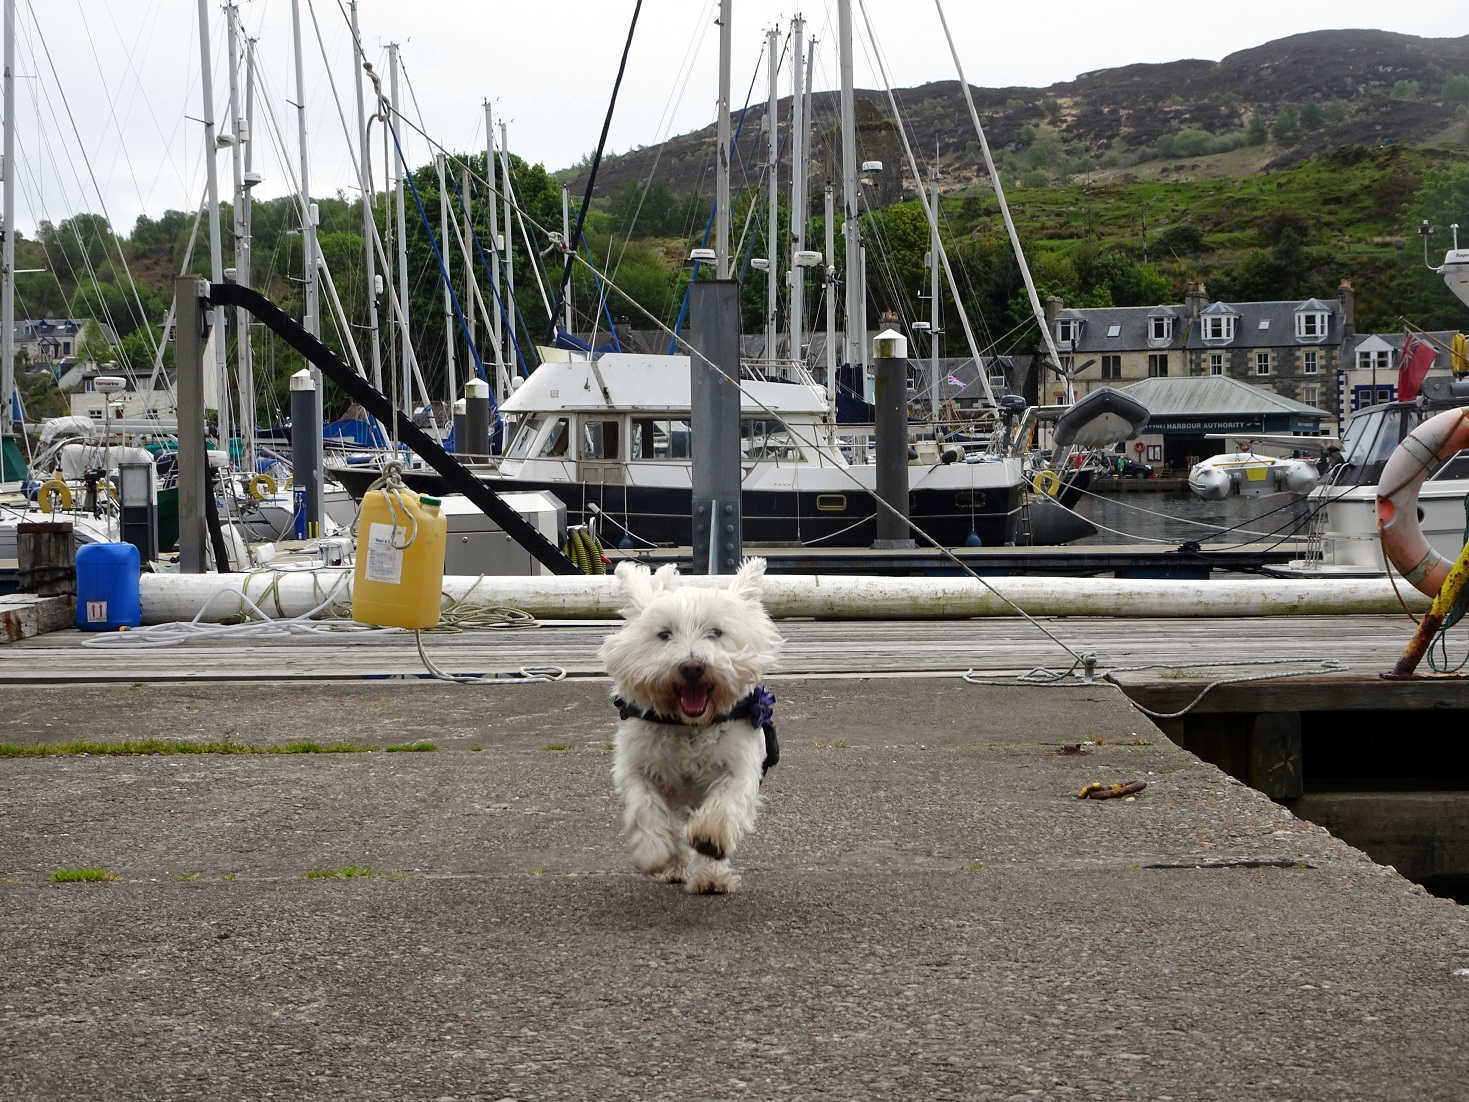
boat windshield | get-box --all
[1336,403,1469,486]
[506,417,542,459]
[1337,406,1417,484]
[740,417,803,461]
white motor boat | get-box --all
[334,351,1033,549]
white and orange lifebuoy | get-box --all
[1376,406,1469,596]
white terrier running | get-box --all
[599,557,782,894]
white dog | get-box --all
[599,557,782,894]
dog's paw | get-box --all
[633,852,683,881]
[687,809,734,862]
[690,836,725,861]
[686,866,740,895]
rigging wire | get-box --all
[550,0,643,341]
[607,0,717,280]
[23,0,164,361]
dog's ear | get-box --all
[613,561,656,616]
[729,556,767,603]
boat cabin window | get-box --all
[506,417,542,459]
[581,419,620,460]
[740,417,803,461]
[631,418,691,460]
[533,417,570,458]
[1338,407,1415,485]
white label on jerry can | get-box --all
[364,522,405,585]
[86,600,108,623]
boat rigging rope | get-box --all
[962,656,1348,720]
[549,0,643,341]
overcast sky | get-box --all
[6,0,1464,241]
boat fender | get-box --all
[1376,406,1469,596]
[38,477,72,512]
[1031,469,1062,497]
[248,473,278,501]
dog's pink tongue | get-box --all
[680,686,710,715]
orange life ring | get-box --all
[1376,406,1469,596]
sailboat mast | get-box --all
[764,27,778,359]
[499,119,513,371]
[350,0,383,394]
[837,0,863,396]
[438,153,456,405]
[290,0,319,348]
[484,102,504,397]
[715,0,731,278]
[197,0,229,449]
[289,0,322,530]
[561,184,572,333]
[225,3,254,472]
[2,0,14,444]
[824,182,836,422]
[929,168,940,426]
[788,14,805,363]
[389,44,411,414]
[242,34,259,449]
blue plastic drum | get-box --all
[75,542,142,631]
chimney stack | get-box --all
[1338,278,1356,344]
[1185,280,1208,319]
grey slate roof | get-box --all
[1119,375,1332,418]
[1342,330,1458,372]
[1055,298,1344,353]
[1052,304,1188,354]
[1187,299,1343,350]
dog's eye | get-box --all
[706,627,723,639]
[657,629,672,641]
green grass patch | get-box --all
[384,741,436,753]
[51,867,119,883]
[171,873,201,882]
[542,744,571,752]
[0,739,375,758]
[304,866,377,880]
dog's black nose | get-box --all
[678,660,706,684]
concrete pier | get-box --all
[2,637,1467,1097]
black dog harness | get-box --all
[613,685,779,777]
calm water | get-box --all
[1072,487,1312,548]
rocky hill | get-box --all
[571,29,1469,204]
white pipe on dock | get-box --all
[138,571,1431,625]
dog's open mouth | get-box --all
[678,685,711,719]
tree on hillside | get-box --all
[131,209,192,252]
[39,214,116,284]
[1442,74,1469,105]
[1245,111,1268,146]
[1299,102,1325,131]
[1271,107,1299,142]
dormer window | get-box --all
[1056,318,1080,345]
[1202,314,1236,341]
[1295,310,1328,341]
[1149,315,1173,343]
